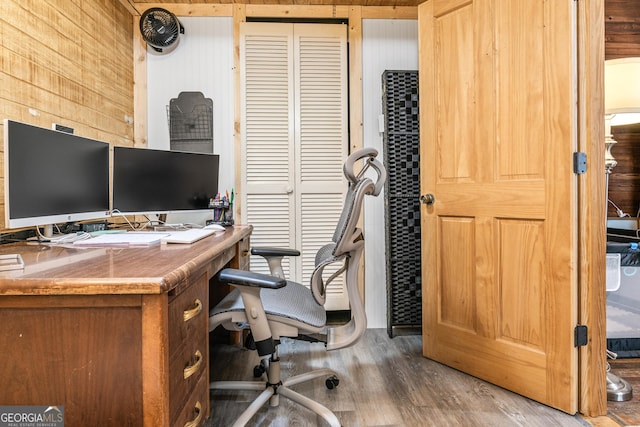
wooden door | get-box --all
[419,0,578,413]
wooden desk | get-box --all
[0,225,251,427]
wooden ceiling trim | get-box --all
[245,4,351,18]
[361,6,417,19]
[122,2,235,16]
[126,0,419,13]
[118,0,140,15]
[119,1,416,18]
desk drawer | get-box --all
[169,332,207,420]
[173,371,209,427]
[168,272,209,424]
[169,272,208,350]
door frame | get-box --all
[577,0,607,417]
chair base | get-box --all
[211,364,342,427]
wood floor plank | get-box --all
[606,358,640,426]
[207,330,589,426]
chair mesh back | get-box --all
[331,186,355,246]
[331,178,371,257]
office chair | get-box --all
[209,148,386,427]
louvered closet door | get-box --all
[240,22,349,310]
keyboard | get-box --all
[161,228,217,244]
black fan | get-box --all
[139,8,184,53]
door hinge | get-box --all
[573,152,587,174]
[574,325,588,347]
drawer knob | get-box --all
[183,299,203,322]
[183,350,203,380]
[184,401,202,427]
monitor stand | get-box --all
[42,224,54,238]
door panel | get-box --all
[241,24,297,277]
[240,22,349,309]
[295,24,349,309]
[420,0,577,413]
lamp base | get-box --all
[607,372,633,401]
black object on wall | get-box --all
[140,8,184,53]
[168,91,213,154]
[382,70,422,338]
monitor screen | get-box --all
[4,119,111,229]
[112,146,219,215]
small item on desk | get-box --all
[89,229,127,236]
[53,231,92,243]
[0,254,25,271]
[160,228,217,244]
[203,224,225,231]
[74,232,170,247]
[38,231,92,244]
[209,189,234,226]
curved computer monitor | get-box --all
[3,119,111,230]
[112,146,219,215]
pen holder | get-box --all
[209,199,234,226]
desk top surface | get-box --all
[0,225,252,296]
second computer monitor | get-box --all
[112,147,219,215]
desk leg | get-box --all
[141,294,170,427]
[209,235,250,346]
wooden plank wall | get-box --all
[0,0,135,232]
[605,0,640,218]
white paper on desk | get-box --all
[73,232,171,247]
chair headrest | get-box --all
[343,148,386,196]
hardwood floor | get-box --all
[604,358,640,426]
[207,330,589,426]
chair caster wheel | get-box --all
[326,376,339,389]
[253,363,266,378]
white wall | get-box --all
[146,17,418,328]
[362,19,418,328]
[147,17,235,192]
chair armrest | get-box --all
[216,268,285,357]
[249,248,300,279]
[251,247,301,257]
[218,268,286,289]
